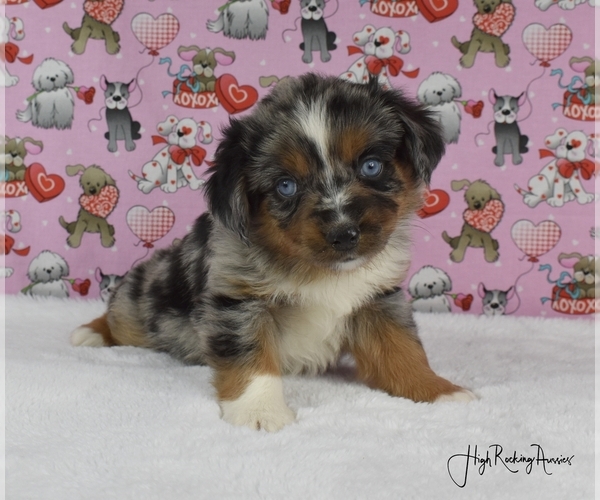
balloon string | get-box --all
[130,244,150,270]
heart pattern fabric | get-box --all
[79,185,119,219]
[463,199,504,233]
[215,74,259,115]
[24,163,65,203]
[473,2,515,37]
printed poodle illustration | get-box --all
[417,72,462,144]
[442,179,504,263]
[129,116,213,194]
[515,128,597,208]
[341,25,418,90]
[16,58,75,130]
[207,0,269,40]
[451,0,515,68]
[536,0,597,10]
[408,266,453,313]
[63,0,124,55]
[1,136,43,181]
[59,164,119,248]
[24,250,70,298]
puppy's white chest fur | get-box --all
[273,243,410,375]
[275,303,346,375]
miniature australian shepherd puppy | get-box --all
[71,74,475,431]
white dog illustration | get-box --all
[25,250,70,298]
[417,72,462,144]
[408,266,453,313]
[17,58,75,130]
[207,0,269,40]
[536,0,597,10]
[515,128,597,208]
[129,116,213,194]
[1,16,25,88]
[340,26,416,90]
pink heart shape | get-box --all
[131,13,180,55]
[511,220,561,261]
[522,23,572,66]
[126,205,175,247]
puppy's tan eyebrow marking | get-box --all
[279,144,310,178]
[330,127,372,166]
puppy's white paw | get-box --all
[70,326,106,347]
[220,375,296,432]
[436,389,477,403]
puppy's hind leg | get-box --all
[71,305,150,349]
[71,313,114,347]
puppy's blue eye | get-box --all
[360,159,383,178]
[277,178,297,197]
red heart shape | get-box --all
[378,36,390,46]
[33,0,63,8]
[25,163,65,203]
[416,0,458,23]
[417,188,449,218]
[215,74,258,115]
[570,139,582,149]
[181,126,192,136]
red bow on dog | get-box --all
[347,46,419,78]
[556,158,597,180]
[167,145,206,166]
[539,149,598,180]
[151,136,206,166]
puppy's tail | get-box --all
[70,314,116,347]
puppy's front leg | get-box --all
[206,300,295,432]
[348,292,475,403]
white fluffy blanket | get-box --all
[4,296,595,499]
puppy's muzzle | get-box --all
[326,224,360,252]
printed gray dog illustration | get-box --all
[490,89,528,167]
[300,0,337,64]
[100,75,141,152]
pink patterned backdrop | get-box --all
[1,0,597,317]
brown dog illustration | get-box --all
[442,179,504,263]
[59,164,119,248]
[451,0,515,68]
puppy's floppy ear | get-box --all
[204,118,251,244]
[378,83,445,184]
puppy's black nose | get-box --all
[326,225,360,252]
[113,96,122,102]
[490,303,499,309]
[50,77,56,82]
[436,91,443,96]
[309,5,317,11]
[427,284,434,289]
[473,201,482,210]
[484,5,491,13]
[177,131,184,137]
[566,144,573,150]
[89,187,97,195]
[502,109,511,115]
